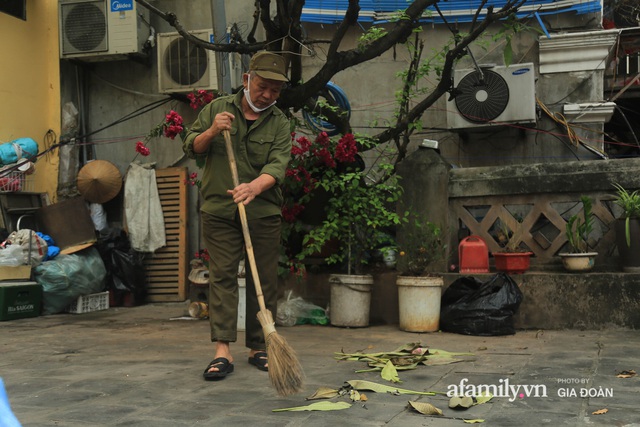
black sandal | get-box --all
[248,352,268,372]
[203,357,234,380]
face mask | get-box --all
[244,75,277,113]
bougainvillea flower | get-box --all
[135,141,150,156]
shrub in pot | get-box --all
[395,214,447,332]
[290,134,404,327]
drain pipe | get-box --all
[210,0,232,94]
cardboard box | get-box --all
[0,281,42,321]
[0,265,32,281]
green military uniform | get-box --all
[183,90,291,350]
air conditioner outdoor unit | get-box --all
[446,63,537,130]
[157,29,218,93]
[59,0,149,61]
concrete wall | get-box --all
[0,1,60,201]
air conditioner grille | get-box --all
[61,2,107,54]
[163,37,209,86]
[455,69,510,123]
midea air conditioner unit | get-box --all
[157,29,218,93]
[446,63,537,130]
[59,0,149,61]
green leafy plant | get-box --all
[565,196,595,253]
[612,182,640,247]
[295,144,404,275]
[280,131,364,278]
[396,214,447,276]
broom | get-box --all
[223,129,304,396]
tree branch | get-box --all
[372,0,526,145]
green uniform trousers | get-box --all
[202,211,281,350]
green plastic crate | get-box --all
[0,282,42,321]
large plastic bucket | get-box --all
[329,274,373,327]
[397,276,443,332]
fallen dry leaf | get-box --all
[360,393,368,402]
[463,420,485,424]
[407,401,443,416]
[350,389,361,402]
[592,408,608,415]
[474,392,493,405]
[347,380,436,396]
[306,387,339,400]
[615,370,636,379]
[381,360,401,383]
[272,401,352,412]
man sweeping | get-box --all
[183,51,292,381]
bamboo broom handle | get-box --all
[223,130,268,313]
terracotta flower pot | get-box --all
[492,252,533,274]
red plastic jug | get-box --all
[458,235,489,273]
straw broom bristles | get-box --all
[258,310,304,396]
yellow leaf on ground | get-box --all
[306,387,339,400]
[474,392,493,405]
[463,419,486,424]
[592,408,608,415]
[381,360,401,383]
[272,401,352,412]
[347,380,437,395]
[407,401,443,416]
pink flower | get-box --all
[282,203,305,223]
[335,133,358,163]
[315,131,330,147]
[187,90,215,110]
[164,110,184,139]
[135,141,150,156]
[184,171,200,187]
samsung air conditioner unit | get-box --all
[157,29,218,93]
[446,63,537,130]
[59,0,149,61]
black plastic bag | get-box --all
[440,273,523,336]
[95,229,146,301]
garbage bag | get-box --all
[33,247,107,315]
[440,273,523,336]
[0,245,24,266]
[276,291,328,326]
[95,229,146,301]
[5,229,48,266]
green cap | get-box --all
[249,51,288,82]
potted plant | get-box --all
[491,219,533,274]
[395,214,447,332]
[295,136,404,327]
[280,131,364,279]
[558,196,598,272]
[612,183,640,272]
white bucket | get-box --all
[329,274,373,327]
[397,276,443,332]
[238,277,246,331]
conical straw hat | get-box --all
[77,160,123,204]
